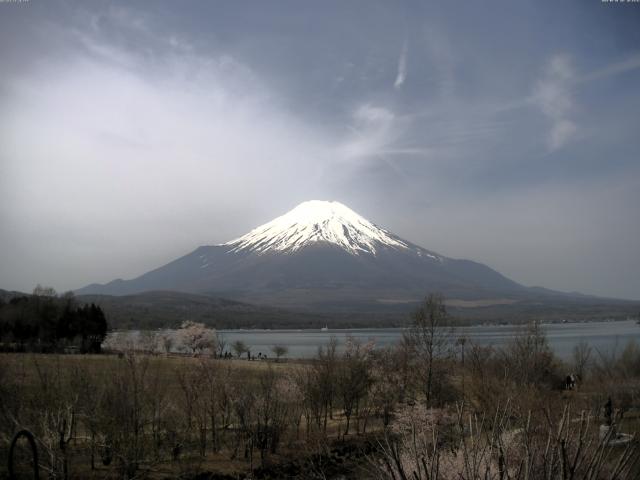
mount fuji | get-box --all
[77,200,540,311]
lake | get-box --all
[218,320,640,359]
[109,319,640,360]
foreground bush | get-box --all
[375,403,639,480]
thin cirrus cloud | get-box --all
[529,51,640,152]
[339,104,398,161]
[393,40,408,89]
[533,55,577,151]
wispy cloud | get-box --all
[534,54,577,151]
[581,52,640,82]
[393,40,408,89]
[339,104,397,161]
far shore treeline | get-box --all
[0,285,107,353]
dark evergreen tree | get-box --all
[0,289,109,352]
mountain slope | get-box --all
[76,200,547,311]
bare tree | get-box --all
[31,356,78,479]
[230,375,257,467]
[572,340,592,380]
[316,336,339,433]
[337,336,374,436]
[370,346,403,427]
[176,361,200,436]
[231,340,249,359]
[271,345,288,362]
[375,403,640,480]
[98,352,154,479]
[75,364,107,471]
[216,333,227,358]
[295,364,324,436]
[506,320,558,388]
[592,340,640,421]
[255,366,289,464]
[404,293,455,407]
[197,357,222,452]
[32,284,57,297]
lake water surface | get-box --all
[217,319,640,359]
[110,320,640,360]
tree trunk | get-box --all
[211,412,218,452]
[323,405,328,433]
[426,353,434,408]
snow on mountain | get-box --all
[224,200,412,255]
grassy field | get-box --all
[0,352,380,479]
[2,337,640,479]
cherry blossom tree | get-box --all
[177,321,217,356]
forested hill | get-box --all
[2,288,638,332]
[75,290,334,330]
[0,287,107,352]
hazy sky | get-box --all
[1,1,639,299]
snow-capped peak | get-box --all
[224,200,410,255]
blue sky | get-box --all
[1,0,639,299]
